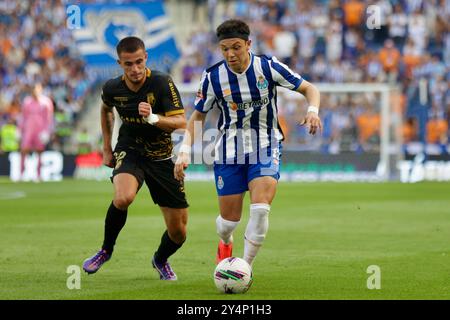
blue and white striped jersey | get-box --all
[194,53,303,162]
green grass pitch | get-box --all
[0,179,449,300]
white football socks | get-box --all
[243,203,270,266]
[216,215,240,244]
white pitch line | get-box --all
[0,191,27,200]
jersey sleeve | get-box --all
[101,82,115,108]
[160,76,185,116]
[269,56,303,90]
[194,71,216,113]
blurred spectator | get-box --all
[273,26,297,65]
[356,105,381,152]
[296,22,316,61]
[339,113,359,153]
[53,105,73,151]
[407,8,428,53]
[403,117,419,143]
[343,27,361,60]
[326,14,343,62]
[426,113,448,144]
[0,0,93,153]
[311,54,327,82]
[402,38,422,79]
[365,50,384,82]
[343,0,365,27]
[0,118,19,153]
[193,0,208,26]
[76,128,93,155]
[378,39,401,82]
[388,3,408,50]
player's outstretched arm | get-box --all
[296,80,322,135]
[174,110,207,181]
[101,103,115,168]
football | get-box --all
[214,257,253,294]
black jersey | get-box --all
[101,68,184,160]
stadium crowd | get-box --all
[0,0,449,155]
[179,0,450,153]
[0,0,94,153]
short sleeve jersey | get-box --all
[101,68,184,160]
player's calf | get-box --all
[243,203,270,265]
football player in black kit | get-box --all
[83,36,188,280]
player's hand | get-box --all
[138,102,152,118]
[300,112,322,135]
[103,149,115,168]
[174,152,190,181]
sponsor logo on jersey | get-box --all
[168,80,181,108]
[113,96,128,107]
[227,97,269,111]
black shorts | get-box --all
[111,149,188,209]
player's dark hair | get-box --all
[116,36,146,56]
[216,19,250,41]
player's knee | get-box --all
[250,190,276,205]
[113,193,135,210]
[169,228,186,245]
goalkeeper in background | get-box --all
[18,83,54,182]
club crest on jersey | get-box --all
[217,176,224,190]
[147,93,155,106]
[257,76,268,90]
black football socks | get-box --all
[102,201,128,254]
[154,230,184,263]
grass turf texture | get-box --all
[0,179,449,300]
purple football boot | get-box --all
[83,249,111,274]
[151,256,177,280]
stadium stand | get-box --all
[0,0,449,156]
[0,0,95,153]
[176,0,449,154]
